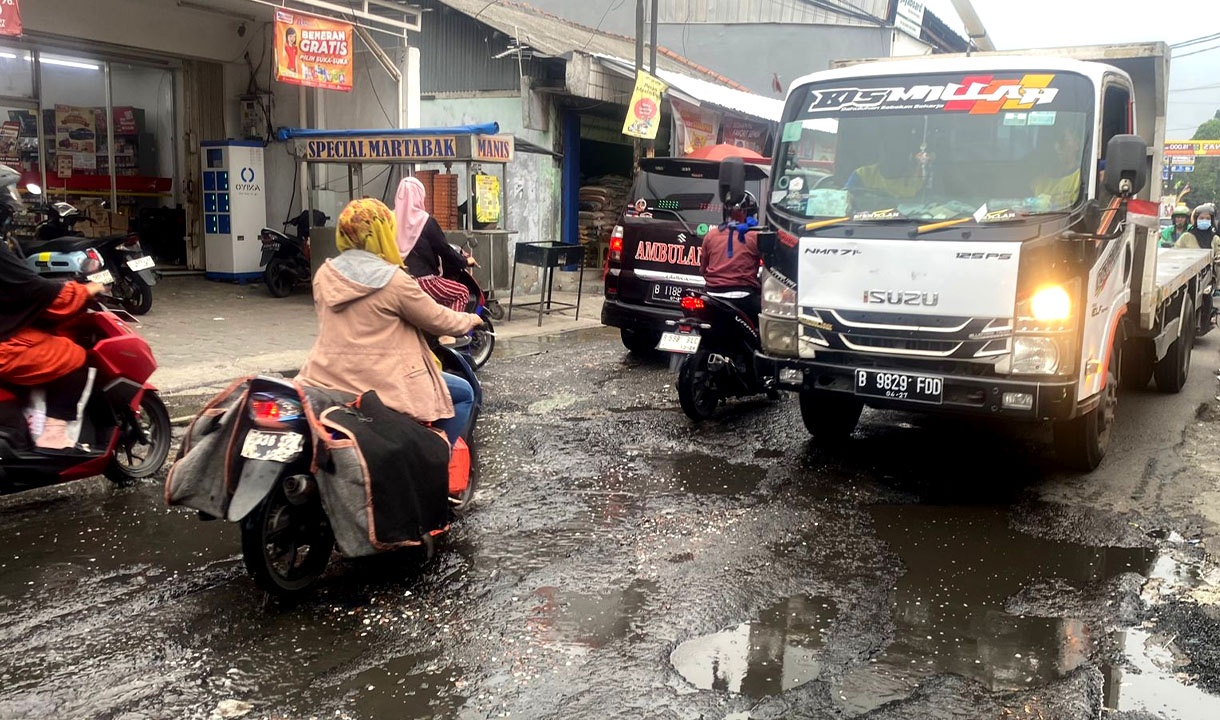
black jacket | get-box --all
[404,217,467,279]
[1,241,65,342]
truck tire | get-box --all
[1119,339,1153,390]
[1154,297,1194,394]
[621,328,661,357]
[1054,364,1118,472]
[799,390,862,441]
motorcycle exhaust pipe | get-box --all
[283,474,318,505]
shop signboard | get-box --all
[1163,141,1220,157]
[274,10,353,92]
[471,134,515,162]
[0,0,21,37]
[721,119,769,154]
[622,70,668,140]
[895,0,925,38]
[672,99,719,155]
[55,105,97,171]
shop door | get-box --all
[182,59,224,270]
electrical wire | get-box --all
[344,0,396,126]
[580,0,625,52]
[1174,43,1220,60]
[1171,32,1220,49]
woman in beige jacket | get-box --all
[297,198,481,444]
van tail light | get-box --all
[680,295,705,311]
[609,225,624,263]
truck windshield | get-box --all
[772,71,1094,224]
[630,165,763,226]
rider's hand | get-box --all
[467,256,479,267]
[83,282,106,297]
[469,314,484,327]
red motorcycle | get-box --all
[0,303,171,492]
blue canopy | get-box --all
[276,123,500,142]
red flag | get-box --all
[0,0,21,37]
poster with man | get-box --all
[274,10,353,92]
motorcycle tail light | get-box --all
[680,295,705,311]
[82,248,104,274]
[123,234,139,246]
[249,392,305,426]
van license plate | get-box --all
[241,430,305,462]
[657,331,701,354]
[854,369,943,405]
[126,255,155,272]
[650,283,684,305]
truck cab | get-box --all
[755,54,1211,470]
[602,157,768,355]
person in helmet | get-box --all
[699,190,762,321]
[1160,204,1191,248]
[0,165,106,450]
[1176,203,1218,255]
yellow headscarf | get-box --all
[336,198,402,266]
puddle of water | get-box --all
[835,505,1156,715]
[644,452,763,495]
[528,578,659,651]
[1105,628,1220,720]
[670,594,836,696]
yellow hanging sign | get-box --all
[474,174,501,224]
[622,70,668,140]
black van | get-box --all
[602,157,768,354]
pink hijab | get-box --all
[394,176,430,259]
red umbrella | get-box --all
[685,143,769,163]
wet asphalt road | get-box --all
[3,327,1220,720]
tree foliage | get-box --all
[1187,110,1220,207]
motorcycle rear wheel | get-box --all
[678,351,720,421]
[241,482,334,596]
[104,391,172,484]
[114,273,153,315]
[264,258,296,298]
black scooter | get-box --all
[260,210,328,298]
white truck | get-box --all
[751,43,1214,470]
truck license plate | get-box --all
[126,255,155,272]
[240,430,305,462]
[649,283,684,305]
[657,331,701,354]
[854,369,943,405]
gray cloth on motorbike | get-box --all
[329,249,398,290]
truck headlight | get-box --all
[761,315,799,357]
[1030,285,1071,321]
[762,269,797,318]
[1012,336,1059,374]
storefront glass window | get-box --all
[109,62,176,226]
[38,52,108,211]
[0,46,34,98]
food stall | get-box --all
[277,123,517,312]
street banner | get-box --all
[0,0,21,37]
[274,10,353,92]
[622,71,667,140]
[672,99,719,155]
[1163,141,1220,157]
[722,119,769,154]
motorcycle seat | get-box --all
[20,235,97,254]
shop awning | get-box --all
[276,123,501,142]
[592,55,784,124]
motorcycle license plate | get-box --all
[649,283,684,305]
[240,430,305,462]
[657,331,701,354]
[126,255,155,272]
[88,269,114,285]
[854,369,943,405]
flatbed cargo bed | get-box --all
[1154,248,1212,304]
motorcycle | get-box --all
[259,210,328,298]
[0,300,172,492]
[169,344,482,595]
[19,187,157,315]
[662,290,778,420]
[445,245,496,370]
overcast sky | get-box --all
[920,0,1219,139]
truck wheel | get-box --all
[621,328,661,356]
[1054,364,1118,472]
[799,390,862,440]
[1154,298,1194,393]
[1119,340,1153,390]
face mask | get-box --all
[1199,218,1213,231]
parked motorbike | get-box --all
[18,187,157,315]
[173,345,482,596]
[661,291,778,420]
[260,210,328,298]
[0,299,172,493]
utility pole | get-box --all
[634,0,644,166]
[647,0,658,158]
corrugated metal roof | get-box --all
[435,0,756,92]
[594,54,783,123]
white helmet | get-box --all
[0,164,23,219]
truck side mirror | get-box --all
[1103,134,1147,198]
[719,156,746,207]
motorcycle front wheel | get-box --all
[241,481,334,596]
[114,272,154,315]
[104,391,172,484]
[677,351,719,421]
[469,318,495,370]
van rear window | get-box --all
[632,171,759,225]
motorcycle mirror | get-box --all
[25,183,42,196]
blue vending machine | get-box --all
[202,140,267,281]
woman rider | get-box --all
[295,198,481,446]
[395,176,477,313]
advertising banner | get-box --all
[0,121,18,165]
[274,10,353,92]
[672,99,719,155]
[622,71,668,140]
[1164,141,1220,157]
[55,105,97,171]
[721,119,769,154]
[474,174,501,224]
[0,0,21,37]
